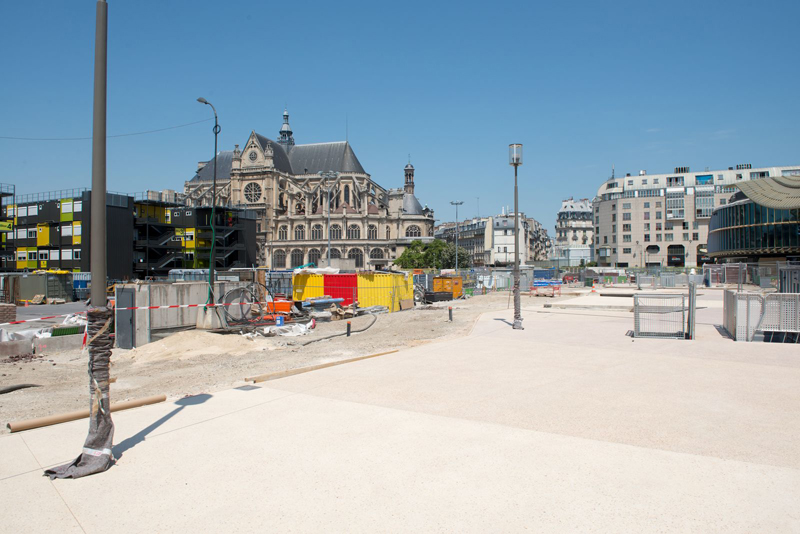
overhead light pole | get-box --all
[450,201,463,270]
[197,97,219,303]
[509,144,523,330]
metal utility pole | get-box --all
[450,201,463,270]
[89,0,108,306]
[45,0,115,480]
[319,171,339,266]
[197,98,219,303]
[509,144,523,330]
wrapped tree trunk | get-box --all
[45,307,115,479]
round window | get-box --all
[244,182,262,203]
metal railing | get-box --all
[633,294,686,339]
[751,293,800,341]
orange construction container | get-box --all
[432,276,463,299]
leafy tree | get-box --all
[394,239,471,269]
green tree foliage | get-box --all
[394,240,472,269]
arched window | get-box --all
[369,248,384,259]
[368,225,377,240]
[386,226,391,240]
[294,225,305,240]
[330,224,342,240]
[308,248,321,266]
[344,185,350,205]
[329,248,341,259]
[405,225,421,238]
[290,249,304,268]
[272,250,286,269]
[278,225,288,241]
[348,248,364,268]
[311,225,323,240]
[347,224,361,239]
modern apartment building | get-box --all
[593,164,800,268]
[435,211,550,267]
[554,197,593,266]
[4,188,257,279]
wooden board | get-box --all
[399,299,414,310]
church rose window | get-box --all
[244,182,262,203]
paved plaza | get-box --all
[2,291,799,532]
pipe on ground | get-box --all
[7,394,167,433]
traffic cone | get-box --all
[24,300,29,307]
[591,282,597,293]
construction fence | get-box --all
[633,294,686,339]
[723,289,800,342]
[291,272,414,313]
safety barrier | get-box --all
[722,290,800,341]
[633,294,686,339]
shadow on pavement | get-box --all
[113,393,212,459]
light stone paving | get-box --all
[1,295,798,533]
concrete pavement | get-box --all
[1,296,799,532]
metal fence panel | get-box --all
[633,294,686,339]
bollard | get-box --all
[448,306,453,322]
[346,321,351,337]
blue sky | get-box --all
[1,0,798,229]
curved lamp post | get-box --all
[197,97,219,303]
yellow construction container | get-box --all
[292,273,325,301]
[357,272,413,312]
[433,276,463,299]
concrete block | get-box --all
[33,334,83,355]
[0,339,33,356]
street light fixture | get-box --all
[509,143,523,330]
[450,201,463,270]
[197,97,220,304]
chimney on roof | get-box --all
[639,170,647,175]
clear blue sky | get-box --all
[1,0,798,229]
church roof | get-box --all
[189,150,234,183]
[736,174,800,209]
[402,192,424,215]
[255,134,293,174]
[189,137,366,182]
[287,142,366,175]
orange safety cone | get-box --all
[591,282,597,293]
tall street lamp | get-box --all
[319,171,339,266]
[509,144,523,330]
[197,97,219,304]
[450,201,463,270]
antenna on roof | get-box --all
[346,113,348,142]
[612,164,615,179]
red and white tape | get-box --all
[0,301,283,327]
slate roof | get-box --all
[190,151,234,183]
[402,193,424,215]
[736,175,800,209]
[255,134,293,174]
[287,142,366,175]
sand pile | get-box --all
[121,330,277,364]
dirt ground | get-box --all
[0,291,579,432]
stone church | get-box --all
[184,110,434,269]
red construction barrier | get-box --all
[323,274,358,306]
